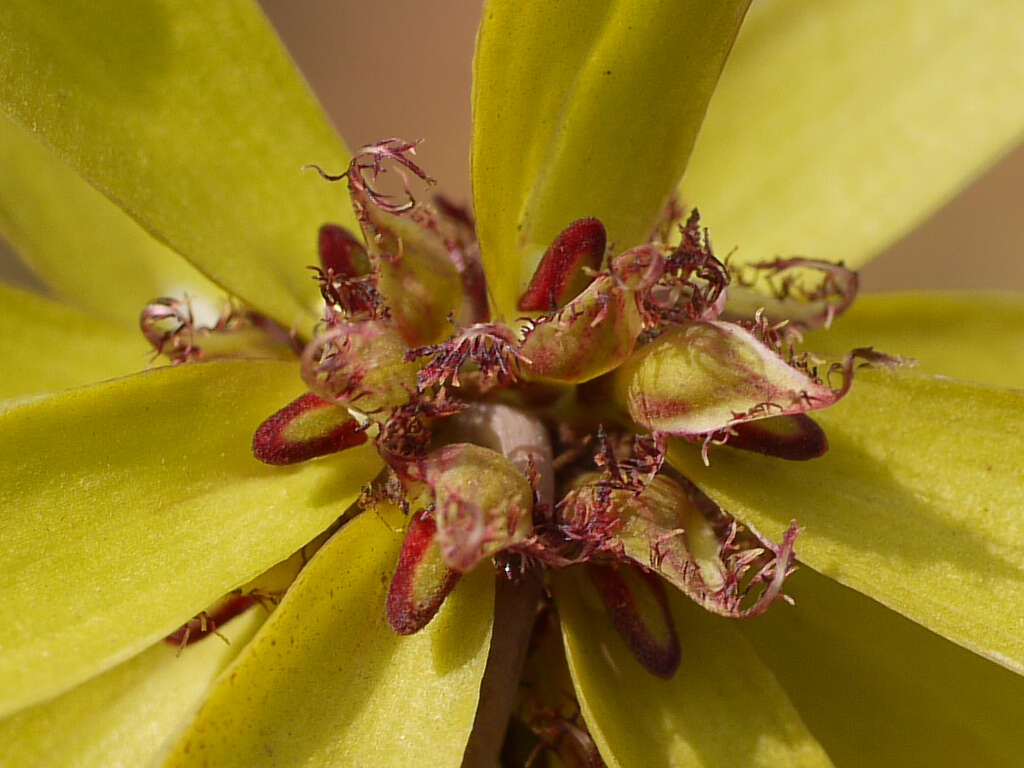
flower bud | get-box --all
[423,443,534,572]
[301,321,419,416]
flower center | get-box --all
[138,139,887,757]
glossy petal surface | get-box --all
[806,292,1024,388]
[555,568,833,767]
[472,0,750,318]
[0,0,356,328]
[682,0,1024,269]
[0,115,217,327]
[0,282,147,398]
[0,609,264,768]
[671,368,1024,675]
[160,509,494,768]
[744,566,1024,767]
[0,360,380,716]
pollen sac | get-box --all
[423,443,534,572]
[252,391,367,465]
[318,223,371,277]
[517,217,607,312]
[301,321,419,416]
[612,320,840,438]
[386,509,461,634]
[726,413,828,460]
[519,275,644,384]
[164,593,256,648]
[586,562,680,679]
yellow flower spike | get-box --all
[554,567,834,767]
[159,508,494,768]
[472,0,750,319]
[806,292,1024,388]
[0,360,380,716]
[0,282,147,398]
[683,0,1024,271]
[0,608,265,768]
[741,566,1024,766]
[671,368,1024,675]
[0,0,356,330]
[0,115,219,328]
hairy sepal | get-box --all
[723,258,858,330]
[519,276,644,384]
[301,320,419,417]
[386,509,461,635]
[252,391,367,465]
[585,562,680,679]
[613,321,839,437]
[562,474,798,618]
[423,443,534,572]
[344,142,465,346]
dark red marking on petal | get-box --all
[518,218,607,311]
[387,510,462,635]
[252,391,367,465]
[318,223,371,277]
[726,413,828,460]
[164,593,256,648]
[586,563,680,679]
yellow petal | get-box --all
[670,368,1024,675]
[472,0,750,318]
[0,0,357,329]
[555,567,833,767]
[682,0,1024,269]
[743,566,1024,767]
[806,291,1024,388]
[0,360,380,716]
[159,508,494,768]
[0,608,264,768]
[0,282,148,398]
[0,115,218,327]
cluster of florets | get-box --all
[142,140,880,685]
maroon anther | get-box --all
[386,510,461,634]
[586,563,680,679]
[518,218,607,311]
[252,391,368,465]
[164,593,256,648]
[318,223,370,277]
[726,413,829,460]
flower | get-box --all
[1,1,1024,767]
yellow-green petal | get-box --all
[472,0,750,319]
[0,0,357,329]
[0,608,264,768]
[160,509,494,768]
[555,568,833,767]
[742,566,1024,767]
[0,282,149,398]
[0,360,380,717]
[670,368,1024,675]
[806,291,1024,389]
[0,115,218,328]
[682,0,1024,269]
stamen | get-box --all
[252,391,367,465]
[518,218,607,311]
[586,563,680,679]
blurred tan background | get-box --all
[259,0,1024,294]
[3,1,1022,292]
